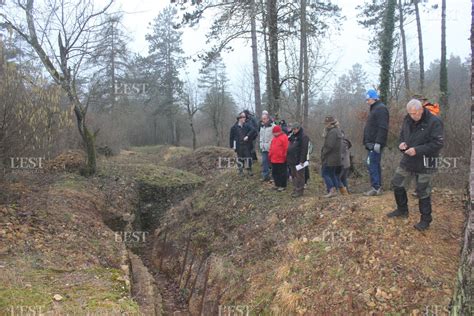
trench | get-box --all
[101,179,201,316]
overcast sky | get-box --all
[100,0,471,107]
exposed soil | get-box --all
[1,145,469,315]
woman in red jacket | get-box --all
[269,125,289,191]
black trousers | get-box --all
[272,163,288,188]
[237,143,252,170]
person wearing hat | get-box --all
[363,89,389,196]
[387,99,444,231]
[229,112,258,176]
[287,122,310,198]
[268,125,289,191]
[320,116,343,198]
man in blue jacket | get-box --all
[363,89,389,196]
[387,99,444,231]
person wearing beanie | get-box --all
[320,116,343,198]
[363,89,389,196]
[259,113,275,182]
[287,122,310,198]
[268,125,289,191]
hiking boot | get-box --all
[277,187,286,192]
[387,209,409,218]
[364,187,382,196]
[415,197,432,231]
[247,170,254,176]
[271,186,279,191]
[261,176,271,182]
[323,188,337,198]
[414,220,430,231]
[291,191,303,198]
[339,187,349,195]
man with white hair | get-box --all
[387,99,444,231]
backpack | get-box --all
[424,103,440,116]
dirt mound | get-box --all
[44,150,85,173]
[171,146,236,177]
[0,173,140,314]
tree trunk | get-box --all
[190,118,197,150]
[296,0,304,123]
[250,0,262,118]
[414,0,425,94]
[379,0,397,105]
[398,0,410,95]
[110,20,116,120]
[261,0,272,114]
[72,100,97,175]
[439,0,448,116]
[214,118,220,147]
[267,0,280,115]
[153,118,158,144]
[451,5,474,313]
[302,0,309,128]
[82,126,97,176]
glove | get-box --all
[373,143,381,153]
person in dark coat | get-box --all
[268,125,289,191]
[287,123,310,198]
[229,112,258,176]
[363,89,389,196]
[320,116,343,198]
[243,109,259,162]
[387,99,444,231]
[338,131,352,194]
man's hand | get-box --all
[244,136,248,141]
[373,143,381,153]
[299,162,304,168]
[404,147,416,156]
[399,142,408,151]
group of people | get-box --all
[229,89,444,231]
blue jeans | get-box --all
[321,165,341,192]
[261,151,270,179]
[367,150,382,190]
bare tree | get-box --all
[413,0,425,93]
[439,0,448,114]
[250,0,262,117]
[267,0,280,115]
[182,80,200,150]
[1,0,113,175]
[398,0,410,94]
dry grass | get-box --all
[271,281,303,315]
